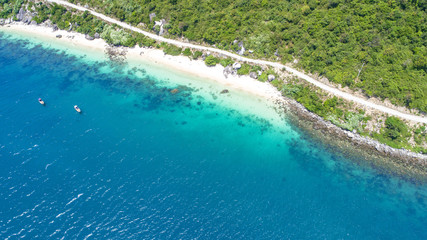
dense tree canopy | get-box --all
[67,0,427,112]
[1,0,425,152]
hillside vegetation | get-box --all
[67,0,427,113]
[0,0,426,153]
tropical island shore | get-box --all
[2,0,426,143]
[1,22,426,175]
[1,23,282,101]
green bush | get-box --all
[219,58,233,67]
[258,72,268,82]
[204,55,219,66]
[101,25,132,46]
[163,44,182,56]
[237,64,251,75]
[384,117,409,141]
[193,51,203,60]
[182,48,192,57]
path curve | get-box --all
[48,0,427,123]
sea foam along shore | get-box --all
[1,22,426,169]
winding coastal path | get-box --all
[47,0,427,124]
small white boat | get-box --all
[74,105,81,113]
[38,98,45,105]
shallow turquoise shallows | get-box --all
[0,31,426,239]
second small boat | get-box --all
[38,98,45,105]
[74,105,81,113]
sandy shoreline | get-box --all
[0,23,282,102]
[1,22,426,172]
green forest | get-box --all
[1,0,426,112]
[64,0,427,113]
[0,0,426,152]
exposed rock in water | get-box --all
[281,97,427,175]
[232,62,241,69]
[85,34,94,40]
[268,74,275,82]
[105,46,127,63]
[149,13,156,22]
[249,72,258,79]
[56,34,62,38]
[220,89,229,94]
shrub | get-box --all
[219,58,233,67]
[101,25,132,46]
[163,44,182,56]
[182,48,192,57]
[193,51,203,59]
[205,55,219,66]
[237,64,251,75]
[384,117,409,140]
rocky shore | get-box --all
[2,15,425,177]
[274,96,427,178]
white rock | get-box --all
[232,62,241,69]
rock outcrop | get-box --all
[16,8,25,21]
[16,8,34,24]
[232,62,241,70]
[153,19,167,36]
[105,46,127,63]
[220,89,229,94]
[237,41,245,55]
[149,13,156,22]
[249,72,258,79]
[85,34,94,40]
[41,19,53,28]
[223,65,236,78]
[268,74,276,82]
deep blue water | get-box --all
[0,31,426,239]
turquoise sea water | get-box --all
[0,30,426,239]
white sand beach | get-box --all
[1,23,282,102]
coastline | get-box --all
[0,23,281,102]
[279,98,427,178]
[1,22,426,172]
